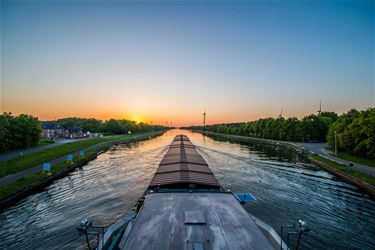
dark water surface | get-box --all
[0,129,374,249]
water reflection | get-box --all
[0,129,374,250]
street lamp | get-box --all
[334,131,337,156]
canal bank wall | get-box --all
[199,130,308,157]
[0,131,165,211]
[199,131,375,196]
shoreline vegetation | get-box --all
[0,135,146,178]
[310,155,375,186]
[0,130,166,211]
[184,107,374,194]
[0,112,168,211]
[185,108,375,161]
[331,151,375,168]
[198,131,375,195]
[0,113,167,154]
[1,137,111,178]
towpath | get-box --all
[0,139,85,162]
[0,132,161,187]
[296,142,375,177]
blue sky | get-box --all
[1,1,374,125]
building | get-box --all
[64,127,85,139]
[41,122,65,138]
[42,123,102,139]
[86,131,103,138]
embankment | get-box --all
[199,130,375,196]
[0,131,165,211]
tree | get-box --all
[0,113,42,153]
[217,125,228,133]
[327,108,375,159]
[103,119,123,134]
[190,112,336,143]
[0,113,12,152]
[320,111,338,122]
[57,117,102,132]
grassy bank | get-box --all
[0,173,46,197]
[311,155,375,186]
[330,152,375,168]
[0,136,125,177]
[38,139,55,146]
[0,132,163,199]
[201,131,375,188]
[0,134,150,178]
[0,149,100,197]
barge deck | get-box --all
[79,135,303,250]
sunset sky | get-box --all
[1,1,374,127]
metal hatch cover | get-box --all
[120,192,274,250]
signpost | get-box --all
[67,154,73,164]
[43,163,52,176]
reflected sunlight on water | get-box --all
[0,129,374,249]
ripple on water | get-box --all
[0,130,374,250]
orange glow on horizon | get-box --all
[1,96,367,127]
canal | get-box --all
[0,129,374,249]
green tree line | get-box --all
[327,108,375,159]
[0,114,166,154]
[187,111,338,142]
[56,117,166,134]
[187,108,375,159]
[0,113,42,153]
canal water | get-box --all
[0,129,374,249]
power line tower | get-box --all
[318,100,322,115]
[203,110,206,126]
[279,107,283,118]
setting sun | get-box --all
[0,2,374,249]
[130,116,143,124]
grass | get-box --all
[0,173,46,197]
[0,140,130,198]
[0,135,135,178]
[0,140,55,156]
[38,139,55,146]
[329,151,375,168]
[311,154,375,186]
[0,131,162,198]
[0,154,94,197]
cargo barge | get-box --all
[77,135,310,250]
